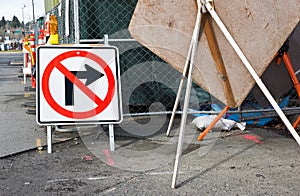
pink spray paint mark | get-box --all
[102,149,115,166]
[84,155,93,161]
[241,134,263,144]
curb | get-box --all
[10,61,23,66]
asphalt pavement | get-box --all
[0,52,300,195]
[1,123,300,195]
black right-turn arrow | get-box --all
[65,64,104,106]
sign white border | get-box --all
[36,45,122,125]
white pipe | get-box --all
[172,0,203,188]
[205,2,300,146]
[171,45,194,189]
[166,37,193,137]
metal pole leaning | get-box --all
[171,43,195,189]
[204,1,300,146]
[166,38,193,137]
[171,0,203,188]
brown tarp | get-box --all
[129,0,300,108]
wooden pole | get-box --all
[202,15,236,107]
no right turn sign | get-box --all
[36,45,122,125]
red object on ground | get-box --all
[241,134,263,144]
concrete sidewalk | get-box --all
[0,60,78,158]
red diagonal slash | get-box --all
[55,62,104,106]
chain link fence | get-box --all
[41,0,300,126]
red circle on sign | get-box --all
[42,50,115,119]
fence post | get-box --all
[74,0,80,44]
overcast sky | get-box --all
[1,0,45,22]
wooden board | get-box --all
[251,22,300,106]
[128,0,300,107]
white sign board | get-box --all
[36,45,122,125]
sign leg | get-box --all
[109,124,115,151]
[47,125,52,153]
[23,54,27,84]
[23,73,26,85]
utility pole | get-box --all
[22,5,26,35]
[31,0,35,24]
